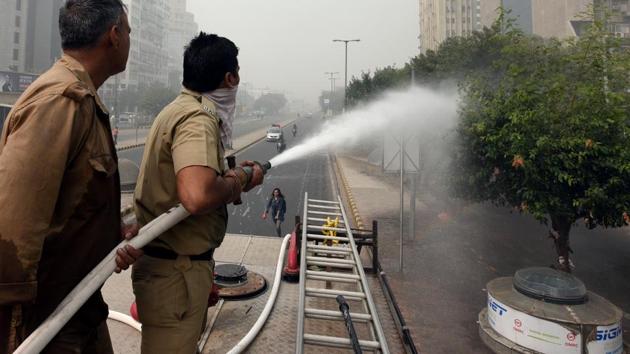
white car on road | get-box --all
[266,126,283,142]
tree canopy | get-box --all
[253,93,287,115]
[346,11,630,271]
[451,18,630,270]
[140,83,178,118]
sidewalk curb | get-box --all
[333,154,364,229]
[117,142,146,151]
[118,119,295,218]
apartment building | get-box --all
[0,0,29,72]
[420,0,629,52]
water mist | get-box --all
[269,86,459,168]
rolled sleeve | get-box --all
[171,113,221,175]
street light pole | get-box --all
[333,39,360,111]
[324,72,339,115]
[325,72,339,93]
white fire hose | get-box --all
[106,233,291,354]
[225,233,291,354]
[108,233,291,354]
[14,205,190,354]
[107,310,142,332]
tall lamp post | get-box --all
[324,72,339,115]
[333,39,360,111]
[324,72,339,94]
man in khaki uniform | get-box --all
[133,33,264,353]
[0,1,142,353]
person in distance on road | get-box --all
[262,187,287,237]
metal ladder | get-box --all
[296,193,390,353]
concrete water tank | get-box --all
[479,267,626,354]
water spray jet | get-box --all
[269,86,459,168]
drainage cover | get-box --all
[513,267,587,304]
[214,264,267,300]
[215,264,248,287]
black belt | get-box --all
[143,246,214,261]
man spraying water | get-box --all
[132,33,265,354]
[12,84,456,354]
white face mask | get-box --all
[203,86,238,149]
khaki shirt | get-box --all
[134,88,227,255]
[0,55,120,326]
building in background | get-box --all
[498,0,592,38]
[419,0,481,52]
[100,0,169,113]
[587,0,630,44]
[0,0,63,75]
[420,0,629,52]
[0,0,30,73]
[0,0,199,104]
[100,0,198,115]
[478,0,501,30]
[479,0,628,39]
[166,0,198,89]
[25,0,63,74]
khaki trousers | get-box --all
[132,255,213,354]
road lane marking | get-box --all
[295,157,312,215]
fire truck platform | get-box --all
[103,233,406,353]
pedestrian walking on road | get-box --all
[132,32,264,354]
[262,188,287,237]
[0,1,142,352]
[112,125,119,145]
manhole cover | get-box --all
[215,264,248,287]
[214,264,267,300]
[513,267,587,304]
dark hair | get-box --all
[271,188,284,199]
[59,0,126,50]
[183,32,239,92]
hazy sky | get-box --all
[187,0,420,107]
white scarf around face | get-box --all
[203,86,238,149]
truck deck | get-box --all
[103,233,406,353]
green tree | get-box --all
[253,93,287,115]
[346,72,373,107]
[139,83,177,118]
[346,66,408,107]
[452,18,630,271]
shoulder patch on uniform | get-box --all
[61,81,93,102]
